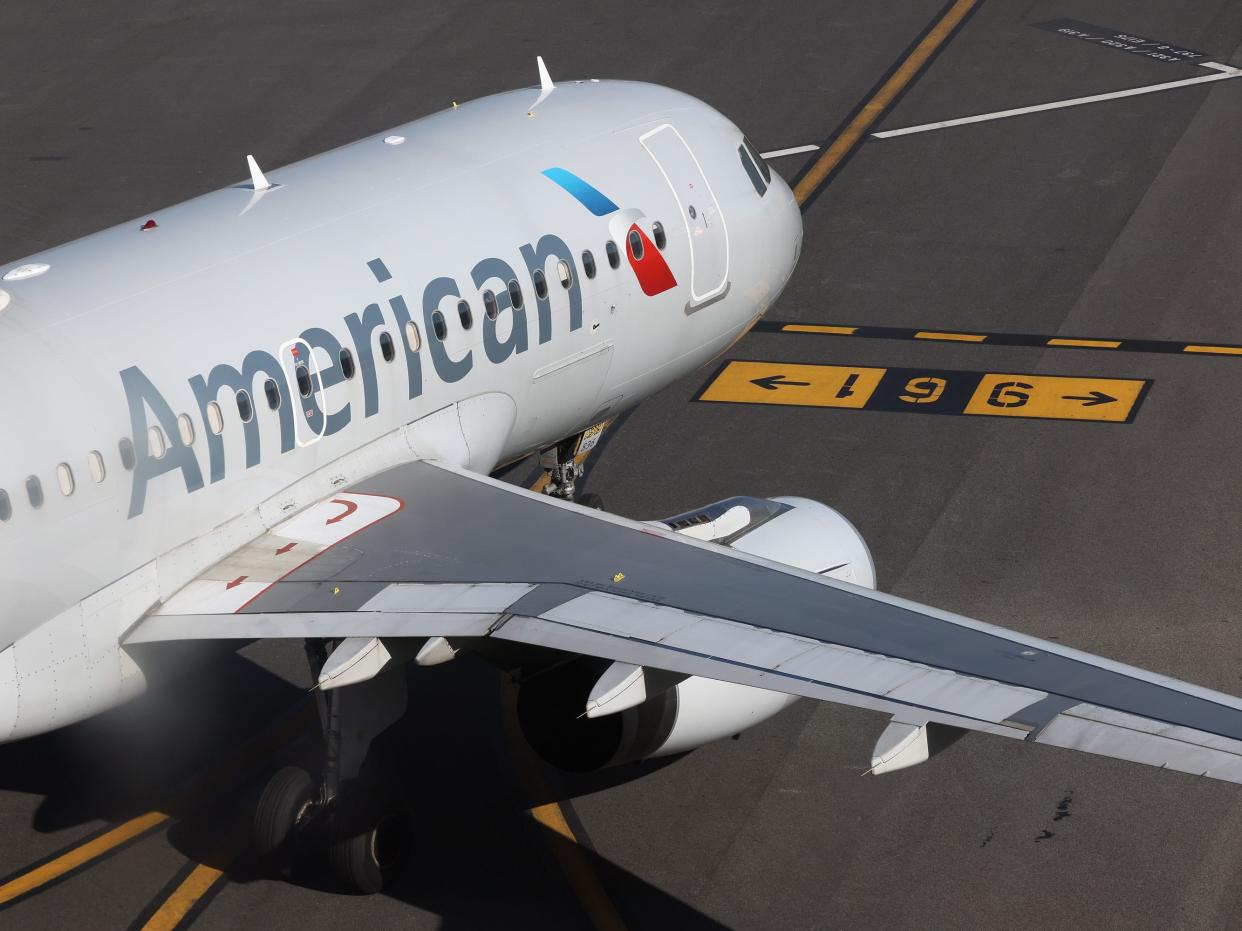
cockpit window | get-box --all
[743,137,770,183]
[0,489,10,522]
[738,143,767,197]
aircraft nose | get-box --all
[767,172,803,289]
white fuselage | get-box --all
[0,79,801,740]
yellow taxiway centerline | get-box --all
[792,0,982,205]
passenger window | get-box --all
[652,221,667,251]
[403,321,421,352]
[236,390,254,423]
[627,229,644,261]
[177,413,196,446]
[206,401,224,435]
[26,476,43,509]
[119,437,136,470]
[605,240,620,269]
[56,463,75,497]
[743,136,771,184]
[379,331,396,362]
[557,260,572,288]
[533,269,548,300]
[483,290,499,319]
[582,250,596,280]
[508,279,524,310]
[265,378,281,409]
[457,299,473,330]
[88,451,106,484]
[340,348,356,379]
[296,364,313,398]
[432,310,447,341]
[0,489,9,522]
[148,425,168,459]
[738,143,766,197]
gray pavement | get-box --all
[4,1,1242,927]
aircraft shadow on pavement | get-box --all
[4,646,727,927]
[0,642,306,833]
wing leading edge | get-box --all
[128,459,1242,783]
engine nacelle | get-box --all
[515,496,874,771]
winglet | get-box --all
[529,55,555,114]
[246,154,272,192]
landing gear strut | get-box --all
[540,421,608,503]
[253,638,410,894]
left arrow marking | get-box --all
[226,575,248,590]
[750,374,813,391]
[275,542,297,556]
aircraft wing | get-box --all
[128,459,1242,782]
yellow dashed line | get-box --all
[1047,338,1121,349]
[1184,345,1242,356]
[782,324,859,335]
[914,330,987,343]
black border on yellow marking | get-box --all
[693,358,1153,425]
[126,855,230,931]
[754,320,1242,357]
[791,0,984,211]
[0,817,169,913]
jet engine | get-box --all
[515,496,875,771]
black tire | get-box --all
[578,492,605,511]
[328,794,409,894]
[254,766,315,861]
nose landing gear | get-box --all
[539,420,609,505]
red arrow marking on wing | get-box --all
[275,542,297,556]
[226,575,248,590]
[325,498,358,525]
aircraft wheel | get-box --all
[254,766,315,861]
[578,492,605,511]
[328,793,409,894]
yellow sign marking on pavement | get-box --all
[698,361,886,410]
[697,360,1150,424]
[964,374,1147,422]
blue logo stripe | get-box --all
[541,167,619,216]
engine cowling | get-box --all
[515,496,874,771]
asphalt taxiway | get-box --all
[3,1,1242,927]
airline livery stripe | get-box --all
[541,167,620,216]
[753,320,1242,358]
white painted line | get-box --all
[760,144,821,159]
[873,63,1242,139]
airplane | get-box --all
[3,59,1242,895]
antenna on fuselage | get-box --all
[246,154,273,192]
[528,56,555,116]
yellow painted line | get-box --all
[1184,345,1242,356]
[0,811,170,906]
[1046,338,1121,349]
[964,373,1146,422]
[140,862,226,931]
[782,324,858,335]
[792,0,981,204]
[500,679,627,931]
[914,330,987,342]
